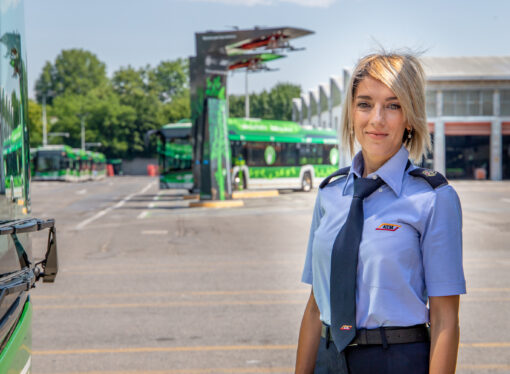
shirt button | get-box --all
[379,188,383,192]
[372,175,377,180]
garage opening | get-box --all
[445,136,490,179]
[503,136,510,180]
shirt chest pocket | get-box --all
[358,222,421,290]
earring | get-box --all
[407,129,412,139]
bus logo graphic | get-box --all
[340,325,352,330]
[376,223,401,231]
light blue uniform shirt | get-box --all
[301,146,466,328]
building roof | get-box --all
[421,56,510,81]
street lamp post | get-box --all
[42,94,48,146]
[245,69,249,119]
[81,115,85,151]
[48,132,69,139]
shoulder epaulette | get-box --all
[409,167,448,189]
[319,166,351,189]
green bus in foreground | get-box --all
[0,1,59,372]
[32,145,107,182]
[151,117,339,192]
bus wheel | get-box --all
[301,172,312,192]
[232,172,246,191]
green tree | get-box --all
[251,90,272,119]
[268,83,301,120]
[162,89,190,123]
[228,95,245,118]
[50,87,136,157]
[35,49,108,104]
[27,99,42,147]
[150,59,189,103]
[112,65,165,156]
[228,82,301,120]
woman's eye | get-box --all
[356,102,370,109]
[388,103,401,110]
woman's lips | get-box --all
[366,132,388,139]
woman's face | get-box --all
[352,76,409,165]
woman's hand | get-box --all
[295,289,322,374]
[429,295,460,374]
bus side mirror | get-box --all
[42,226,58,283]
[0,218,59,282]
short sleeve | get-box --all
[422,185,466,296]
[301,192,322,285]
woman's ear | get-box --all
[402,127,413,143]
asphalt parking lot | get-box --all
[28,177,510,374]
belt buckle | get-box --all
[347,342,358,347]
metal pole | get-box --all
[42,94,48,146]
[81,116,85,151]
[245,69,249,119]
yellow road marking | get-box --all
[40,368,293,374]
[36,365,510,374]
[60,260,302,272]
[34,299,304,310]
[32,289,309,300]
[458,364,510,370]
[461,297,510,302]
[468,287,510,292]
[32,342,510,357]
[464,258,510,262]
[68,269,216,275]
[461,342,510,348]
[465,263,510,268]
[33,345,297,356]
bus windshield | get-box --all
[164,138,192,173]
[36,152,62,172]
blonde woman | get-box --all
[295,53,465,374]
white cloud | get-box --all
[0,0,21,14]
[190,0,336,8]
[281,0,336,7]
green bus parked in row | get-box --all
[32,145,107,182]
[151,117,339,192]
[0,1,59,372]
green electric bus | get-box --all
[91,151,107,180]
[0,1,59,372]
[151,118,339,192]
[32,145,107,182]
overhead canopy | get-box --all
[228,52,285,71]
[196,27,314,56]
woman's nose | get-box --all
[369,104,384,126]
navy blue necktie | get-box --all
[330,175,385,352]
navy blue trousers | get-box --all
[314,337,430,374]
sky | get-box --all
[24,0,509,100]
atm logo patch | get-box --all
[340,325,353,331]
[376,223,401,231]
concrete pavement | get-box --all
[28,177,510,373]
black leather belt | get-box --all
[321,323,430,346]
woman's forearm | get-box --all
[295,291,322,374]
[429,296,460,374]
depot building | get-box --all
[292,56,510,180]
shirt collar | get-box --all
[343,145,410,197]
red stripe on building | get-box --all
[503,122,510,135]
[444,122,491,136]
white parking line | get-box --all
[141,230,168,235]
[75,181,155,230]
[137,191,161,220]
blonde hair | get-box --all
[341,52,431,161]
